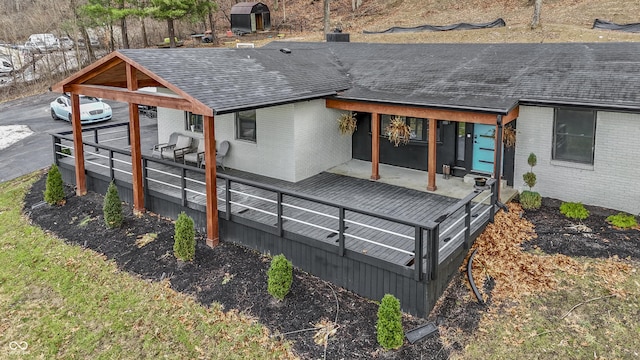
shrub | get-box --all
[173,212,195,261]
[522,172,536,190]
[103,181,123,228]
[44,164,65,205]
[519,190,541,210]
[606,213,637,229]
[560,202,589,221]
[267,254,293,301]
[523,152,538,191]
[376,294,404,350]
[527,152,537,168]
[60,147,71,156]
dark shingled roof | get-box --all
[263,41,640,113]
[118,47,350,114]
[120,42,640,114]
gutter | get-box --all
[519,98,640,113]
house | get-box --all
[50,41,640,316]
[230,2,271,35]
[152,42,640,216]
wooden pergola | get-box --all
[51,52,221,247]
[326,99,519,196]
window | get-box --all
[553,108,596,164]
[185,112,203,133]
[236,110,256,142]
[380,115,439,142]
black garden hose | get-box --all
[467,248,484,305]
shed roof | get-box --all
[230,2,266,15]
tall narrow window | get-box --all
[553,108,596,164]
[185,112,203,133]
[236,109,256,142]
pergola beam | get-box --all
[64,84,210,114]
[327,99,500,124]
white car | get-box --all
[50,95,112,124]
[0,58,13,76]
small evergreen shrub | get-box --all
[522,172,537,190]
[376,294,404,350]
[60,147,72,156]
[519,190,542,210]
[527,152,537,168]
[606,213,637,229]
[173,212,196,261]
[44,164,65,205]
[267,254,293,301]
[103,181,123,228]
[560,202,590,221]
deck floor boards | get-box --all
[59,152,491,270]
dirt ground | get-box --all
[23,173,639,359]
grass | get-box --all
[0,171,295,359]
[463,257,640,359]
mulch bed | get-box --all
[23,173,639,359]
[521,198,640,261]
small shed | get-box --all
[231,2,271,34]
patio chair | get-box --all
[183,138,205,168]
[152,132,180,157]
[216,140,230,170]
[161,134,192,161]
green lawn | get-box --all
[0,171,295,359]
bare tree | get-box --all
[352,0,362,11]
[530,0,542,29]
[323,0,330,34]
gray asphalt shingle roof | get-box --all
[120,42,640,114]
[119,47,350,114]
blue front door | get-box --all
[472,124,495,174]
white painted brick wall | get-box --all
[157,99,351,183]
[213,105,296,181]
[515,105,640,214]
[293,100,352,182]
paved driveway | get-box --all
[0,93,155,183]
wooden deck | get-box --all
[61,143,492,269]
[53,124,496,317]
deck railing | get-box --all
[52,124,496,283]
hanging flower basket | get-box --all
[503,126,516,148]
[337,112,357,135]
[385,116,411,147]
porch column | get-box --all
[204,114,220,247]
[126,63,144,214]
[70,93,86,196]
[493,115,503,201]
[371,112,380,180]
[427,118,437,191]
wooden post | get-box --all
[371,112,380,180]
[494,115,503,202]
[70,93,86,196]
[126,63,145,214]
[427,118,437,191]
[204,114,220,247]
